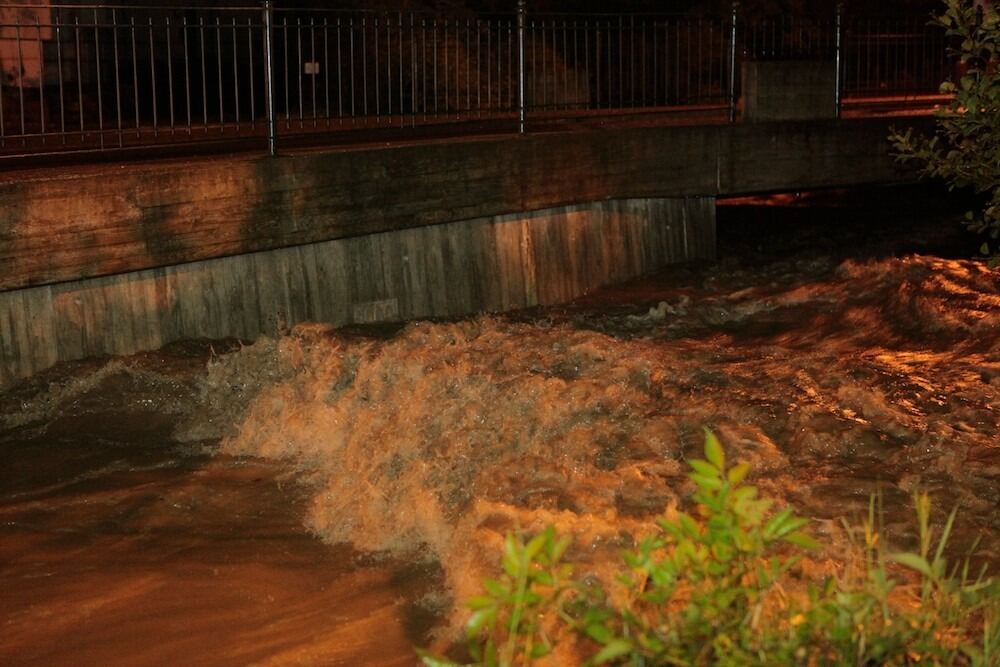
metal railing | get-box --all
[0,3,953,159]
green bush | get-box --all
[420,429,999,666]
[890,0,1000,262]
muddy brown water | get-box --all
[2,186,998,665]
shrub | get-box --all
[420,429,999,666]
[890,0,1000,263]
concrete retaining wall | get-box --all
[0,197,715,388]
[742,61,838,122]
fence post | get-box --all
[834,3,844,118]
[263,0,278,156]
[517,0,527,133]
[728,2,738,123]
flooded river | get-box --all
[2,186,998,665]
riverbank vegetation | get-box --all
[420,431,999,666]
[891,0,1000,263]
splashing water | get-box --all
[3,189,999,661]
[180,253,999,634]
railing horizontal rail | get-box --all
[0,3,955,160]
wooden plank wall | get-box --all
[0,197,714,389]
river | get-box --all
[1,185,997,665]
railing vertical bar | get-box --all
[540,19,546,110]
[166,16,175,132]
[361,16,367,120]
[384,14,391,123]
[263,0,277,154]
[0,18,4,143]
[507,18,512,112]
[34,16,45,139]
[111,9,123,146]
[550,19,556,109]
[444,19,450,116]
[56,13,65,140]
[15,20,26,137]
[421,17,427,119]
[131,17,140,137]
[562,19,568,110]
[465,19,471,114]
[674,19,680,103]
[573,20,579,110]
[398,12,404,126]
[433,18,438,116]
[584,19,590,110]
[247,17,255,126]
[373,15,380,122]
[834,3,843,117]
[282,16,290,128]
[486,19,492,113]
[199,17,207,131]
[349,17,356,120]
[529,18,535,111]
[476,19,482,116]
[232,17,240,131]
[592,20,599,109]
[728,3,737,121]
[336,18,343,121]
[698,18,706,103]
[296,18,303,127]
[94,9,105,147]
[394,11,405,127]
[310,19,316,125]
[409,13,416,126]
[517,0,526,131]
[629,15,635,107]
[323,18,330,124]
[215,17,224,132]
[149,18,158,136]
[652,19,657,105]
[333,18,340,122]
[75,17,83,138]
[0,19,5,142]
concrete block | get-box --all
[742,60,838,122]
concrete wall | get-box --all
[0,197,715,388]
[0,118,919,293]
[742,61,838,122]
[0,116,921,387]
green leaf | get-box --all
[764,509,795,538]
[533,571,554,587]
[771,515,810,539]
[502,533,520,577]
[466,595,496,610]
[529,643,551,659]
[585,622,614,644]
[703,428,726,471]
[689,472,723,491]
[591,639,634,664]
[783,531,821,550]
[525,529,550,561]
[465,607,496,637]
[415,649,462,667]
[483,579,508,598]
[890,552,935,578]
[551,535,572,562]
[727,462,750,486]
[688,458,719,477]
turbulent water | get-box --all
[2,187,999,664]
